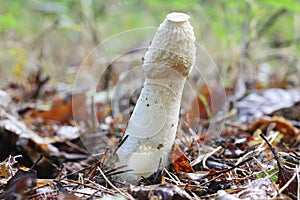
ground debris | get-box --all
[1,76,300,199]
[128,184,192,200]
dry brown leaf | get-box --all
[0,166,37,199]
[248,116,299,137]
[31,94,87,123]
[185,84,228,129]
[278,167,297,199]
[171,142,194,173]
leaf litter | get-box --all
[0,71,300,199]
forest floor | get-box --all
[0,71,299,200]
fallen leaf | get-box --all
[0,163,9,178]
[184,84,228,128]
[248,116,299,137]
[171,143,194,173]
[278,167,297,199]
[0,166,37,199]
[30,94,87,123]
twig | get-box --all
[87,160,103,179]
[97,167,134,200]
[252,157,279,193]
[100,165,132,178]
[292,151,300,160]
[202,146,222,170]
[211,157,254,177]
[140,176,153,185]
[259,133,282,169]
[117,135,128,149]
[61,163,97,179]
[268,37,300,48]
[60,178,98,190]
[27,191,58,199]
[24,182,50,196]
[256,8,287,39]
[65,178,114,195]
[59,178,113,196]
[30,154,43,170]
[87,148,112,179]
[32,70,50,99]
[68,189,102,198]
[84,178,115,195]
[199,173,224,187]
[91,94,97,132]
[163,168,181,185]
[65,140,90,155]
[55,163,65,179]
[258,132,278,152]
[297,164,300,199]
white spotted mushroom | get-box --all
[115,12,196,183]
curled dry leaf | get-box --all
[30,94,87,123]
[248,116,299,137]
[171,142,194,173]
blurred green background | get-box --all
[0,0,299,88]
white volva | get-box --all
[115,12,196,183]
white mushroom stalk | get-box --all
[115,12,196,183]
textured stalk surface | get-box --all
[115,12,196,183]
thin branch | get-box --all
[97,167,134,200]
[259,133,282,169]
[211,157,254,177]
[257,8,287,39]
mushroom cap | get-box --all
[143,12,196,78]
[166,12,190,22]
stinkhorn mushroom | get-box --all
[115,12,196,183]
